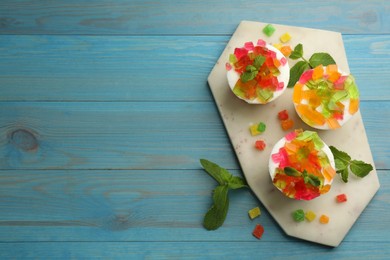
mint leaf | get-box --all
[253,55,266,69]
[289,44,303,60]
[287,61,310,88]
[335,158,347,171]
[203,185,229,230]
[227,176,248,190]
[241,71,257,82]
[200,159,229,185]
[307,174,321,187]
[339,168,349,183]
[309,53,336,68]
[246,65,257,72]
[330,146,351,165]
[284,167,301,177]
[350,160,373,178]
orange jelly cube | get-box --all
[349,98,359,114]
[280,46,292,57]
[281,119,294,130]
[296,104,326,126]
[319,215,330,224]
[327,71,341,83]
[312,65,324,80]
[326,117,341,129]
[323,165,336,181]
[326,64,338,74]
[293,83,304,104]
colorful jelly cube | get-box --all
[305,210,316,222]
[336,193,347,203]
[280,45,292,57]
[252,224,265,239]
[273,43,283,50]
[312,65,324,80]
[292,209,305,222]
[278,110,289,120]
[262,24,276,37]
[281,119,294,130]
[280,33,291,43]
[257,122,266,132]
[255,140,266,151]
[248,207,261,219]
[319,214,329,224]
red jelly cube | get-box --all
[255,140,266,151]
[278,110,289,120]
[252,224,264,239]
[336,194,347,203]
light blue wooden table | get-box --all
[1,1,389,258]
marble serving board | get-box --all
[207,21,380,247]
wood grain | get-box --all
[0,169,388,242]
[1,241,390,259]
[0,35,389,101]
[0,1,388,35]
[0,101,388,170]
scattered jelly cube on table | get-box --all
[257,122,266,132]
[262,24,276,37]
[319,215,330,224]
[280,33,291,43]
[252,224,264,239]
[250,122,266,136]
[248,207,261,219]
[255,140,266,151]
[305,211,316,222]
[281,119,294,130]
[336,193,348,203]
[278,110,289,120]
[292,209,305,222]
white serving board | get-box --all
[207,21,380,247]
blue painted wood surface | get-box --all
[0,1,389,258]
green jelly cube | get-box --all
[263,24,276,37]
[292,209,305,222]
[257,122,266,133]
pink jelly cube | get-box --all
[257,39,266,47]
[285,131,297,141]
[280,57,287,66]
[299,69,313,84]
[244,41,255,51]
[234,47,248,60]
[225,62,232,71]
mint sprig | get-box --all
[240,55,266,83]
[283,167,321,187]
[200,159,248,230]
[330,146,373,183]
[287,43,336,88]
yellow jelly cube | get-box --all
[305,211,316,222]
[250,125,261,136]
[319,214,330,224]
[280,33,292,43]
[248,207,261,219]
[273,43,283,50]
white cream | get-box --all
[227,44,290,104]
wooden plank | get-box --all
[0,1,389,35]
[1,35,389,101]
[0,169,387,242]
[1,241,390,258]
[0,101,388,170]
